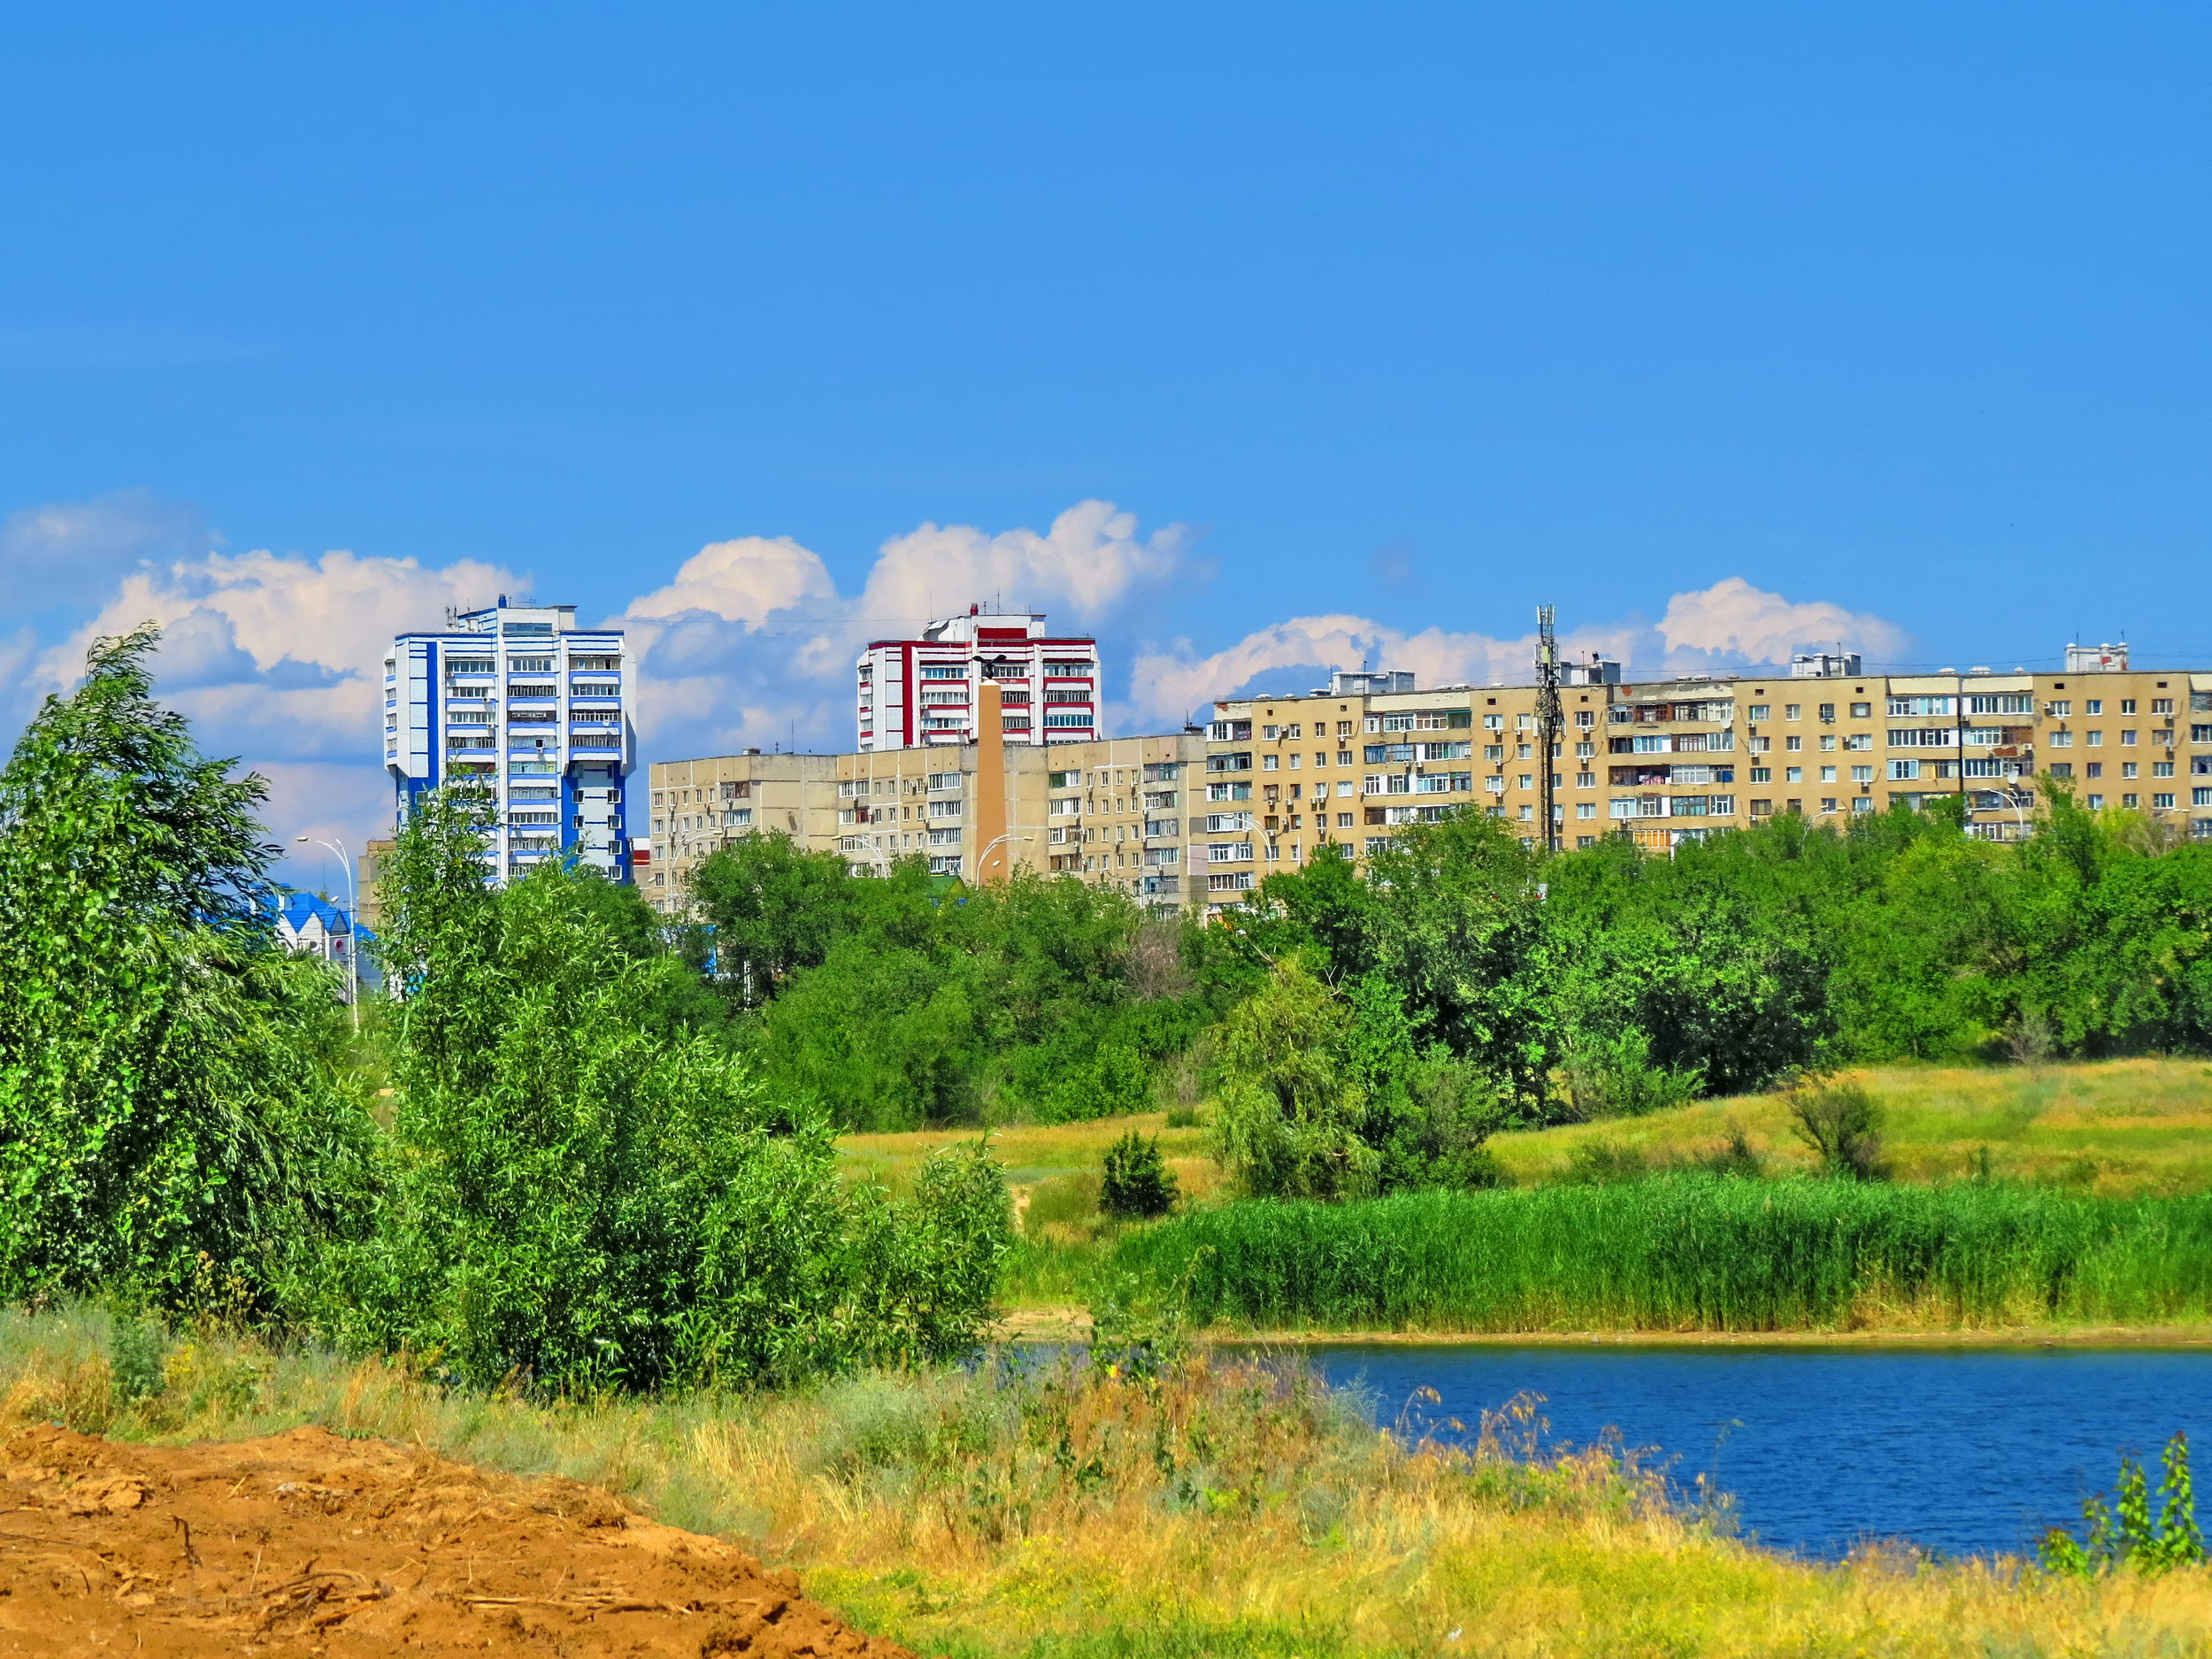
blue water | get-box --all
[1286,1343,2212,1559]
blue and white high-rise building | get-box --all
[383,598,635,882]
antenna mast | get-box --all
[1536,605,1563,854]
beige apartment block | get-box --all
[1194,655,2212,912]
[645,722,1209,914]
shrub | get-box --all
[1787,1076,1888,1180]
[1557,1029,1703,1119]
[1100,1133,1179,1219]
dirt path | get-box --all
[0,1422,910,1656]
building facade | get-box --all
[1189,645,2211,910]
[856,607,1101,750]
[646,726,1208,912]
[385,599,635,883]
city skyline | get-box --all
[3,6,2208,886]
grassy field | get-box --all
[8,1308,2212,1657]
[1488,1057,2212,1197]
[841,1058,2212,1214]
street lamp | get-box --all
[296,835,359,1033]
[974,831,1033,884]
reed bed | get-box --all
[7,1308,2212,1655]
[1109,1177,2212,1333]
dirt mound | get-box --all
[0,1423,912,1656]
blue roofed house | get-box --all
[271,891,375,995]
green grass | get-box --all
[1104,1178,2212,1334]
[1489,1057,2212,1198]
[11,1308,2212,1655]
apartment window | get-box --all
[1817,703,1837,722]
[1818,734,1838,752]
[1820,766,1838,783]
[2086,699,2104,716]
[1969,694,2034,715]
[1785,735,1802,752]
[2153,698,2176,716]
[2155,794,2177,810]
[1784,704,1801,720]
[2121,699,2138,715]
[1747,704,1770,722]
[1143,789,1179,810]
[1208,871,1255,893]
[2123,794,2140,809]
[1889,759,1919,780]
[1849,702,1870,719]
[2155,761,2176,779]
[2123,762,2139,780]
[1207,752,1253,772]
[1207,841,1254,864]
[1575,710,1596,728]
[1144,762,1180,782]
[1262,754,1279,771]
[1043,688,1091,704]
[2087,794,2106,809]
[1850,765,1873,783]
[2048,731,2073,748]
[1048,796,1081,817]
[1843,733,1871,751]
[1750,767,1772,783]
[2086,731,2105,747]
[1748,735,1771,753]
[2197,789,2212,807]
[508,656,554,673]
[508,683,557,699]
[1205,781,1253,802]
[2121,730,2138,747]
[1577,801,1596,818]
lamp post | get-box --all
[974,831,1033,884]
[296,835,359,1033]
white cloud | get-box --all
[28,543,525,881]
[1127,580,1909,725]
[1657,577,1907,669]
[0,488,206,610]
[619,500,1194,756]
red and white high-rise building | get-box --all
[856,608,1101,749]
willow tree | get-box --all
[0,626,366,1308]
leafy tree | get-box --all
[1100,1131,1179,1218]
[0,626,370,1308]
[326,787,1010,1389]
[1209,957,1499,1200]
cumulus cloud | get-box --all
[0,488,207,610]
[1657,577,1907,669]
[3,486,1909,893]
[619,500,1194,757]
[1127,580,1908,725]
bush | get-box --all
[1100,1133,1179,1219]
[1787,1076,1888,1180]
[1557,1029,1703,1120]
[313,787,1012,1392]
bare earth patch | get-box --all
[0,1422,908,1657]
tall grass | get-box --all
[1109,1176,2212,1333]
[11,1308,2212,1655]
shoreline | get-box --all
[993,1306,2212,1349]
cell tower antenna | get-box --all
[1536,605,1563,854]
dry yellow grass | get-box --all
[5,1310,2211,1657]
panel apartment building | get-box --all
[1190,643,2211,910]
[646,719,1207,912]
[385,599,636,882]
[856,607,1101,749]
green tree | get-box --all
[331,787,1010,1389]
[0,626,370,1308]
[1209,957,1499,1200]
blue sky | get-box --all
[3,3,2208,867]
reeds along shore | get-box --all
[6,1307,2212,1657]
[1094,1177,2212,1333]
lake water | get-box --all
[1286,1343,2212,1559]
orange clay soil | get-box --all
[0,1422,911,1658]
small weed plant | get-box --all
[2041,1432,2207,1576]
